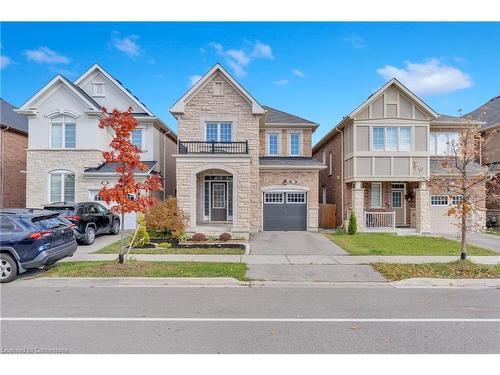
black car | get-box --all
[0,209,78,283]
[43,202,120,245]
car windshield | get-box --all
[32,216,68,230]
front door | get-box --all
[211,182,227,221]
[391,190,405,225]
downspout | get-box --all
[335,127,344,228]
[0,126,10,208]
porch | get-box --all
[349,180,430,233]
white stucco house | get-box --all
[16,64,177,228]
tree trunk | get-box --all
[460,204,467,260]
[118,213,125,264]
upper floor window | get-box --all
[50,115,76,149]
[131,128,144,150]
[289,132,301,156]
[91,82,105,97]
[267,133,280,156]
[49,170,75,203]
[206,122,232,142]
[328,152,333,176]
[430,131,459,155]
[372,126,411,151]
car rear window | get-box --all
[31,216,68,230]
[43,206,76,216]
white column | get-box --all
[415,181,430,233]
[352,181,365,231]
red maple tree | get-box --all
[98,107,162,263]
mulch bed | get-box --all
[148,238,245,249]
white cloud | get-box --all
[0,55,12,69]
[292,69,305,78]
[343,34,366,49]
[377,58,473,96]
[208,40,274,77]
[188,75,202,86]
[24,47,69,64]
[111,32,142,58]
[274,79,288,86]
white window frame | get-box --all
[266,132,281,156]
[205,122,233,142]
[286,192,306,204]
[322,186,327,204]
[372,126,412,152]
[322,150,326,164]
[264,192,284,204]
[49,115,76,149]
[371,182,383,208]
[131,127,145,150]
[48,170,76,203]
[288,131,302,156]
[430,195,449,206]
[91,82,105,97]
[328,152,333,176]
[430,131,460,155]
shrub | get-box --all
[131,213,150,248]
[158,242,172,249]
[179,233,191,242]
[347,211,357,235]
[219,232,232,241]
[145,197,187,239]
[191,233,207,242]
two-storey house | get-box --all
[170,64,325,235]
[313,78,485,234]
[16,64,177,228]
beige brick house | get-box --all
[313,78,486,234]
[170,64,325,235]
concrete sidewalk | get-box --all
[63,253,499,265]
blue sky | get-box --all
[1,22,499,142]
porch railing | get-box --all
[178,141,249,154]
[364,211,395,232]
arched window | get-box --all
[50,115,76,149]
[49,170,75,203]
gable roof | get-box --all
[464,96,500,130]
[74,64,154,116]
[0,99,28,134]
[170,63,265,115]
[349,78,439,119]
[263,105,318,127]
[17,75,102,114]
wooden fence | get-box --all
[319,203,336,229]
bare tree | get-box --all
[431,117,498,259]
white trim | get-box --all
[204,122,233,142]
[131,127,145,151]
[266,130,281,156]
[328,151,333,176]
[170,63,265,115]
[370,182,383,208]
[17,75,100,113]
[48,169,76,203]
[259,165,326,171]
[288,130,303,156]
[74,64,153,116]
[91,82,105,97]
[390,183,406,226]
[49,114,77,149]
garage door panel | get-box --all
[263,192,307,231]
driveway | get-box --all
[249,231,348,255]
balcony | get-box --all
[178,141,249,154]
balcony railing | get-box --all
[178,141,249,154]
[364,211,395,232]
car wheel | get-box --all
[83,226,96,245]
[0,254,18,283]
[110,220,120,235]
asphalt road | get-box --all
[1,283,499,353]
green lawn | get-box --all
[45,261,247,280]
[327,233,497,256]
[373,261,500,281]
[94,240,244,255]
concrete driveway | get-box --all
[432,232,500,253]
[249,231,348,255]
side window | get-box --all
[96,204,108,214]
[88,204,100,215]
[0,216,19,232]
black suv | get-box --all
[0,209,77,283]
[44,202,120,245]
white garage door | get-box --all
[88,190,137,230]
[429,195,459,234]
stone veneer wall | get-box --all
[26,150,105,208]
[259,128,313,157]
[175,71,261,232]
[259,170,319,231]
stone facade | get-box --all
[0,129,27,208]
[26,149,104,208]
[259,128,312,157]
[260,169,319,231]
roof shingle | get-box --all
[263,105,317,125]
[0,99,28,134]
